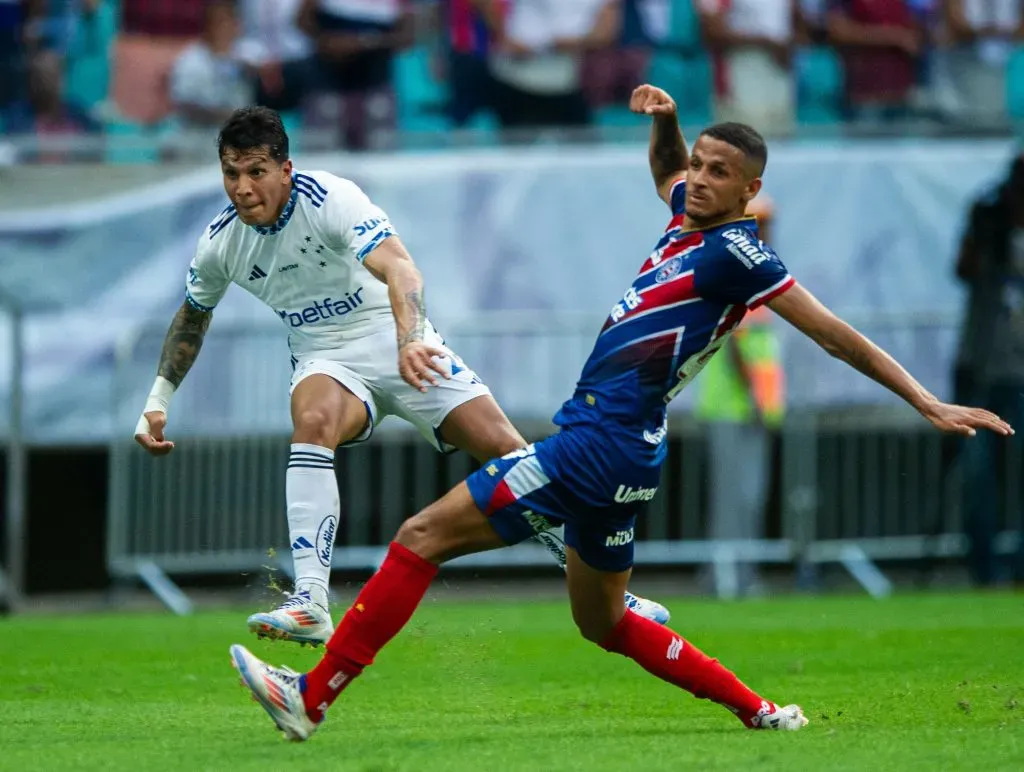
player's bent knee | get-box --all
[394,486,501,565]
[394,515,431,552]
[292,407,340,447]
[394,513,453,564]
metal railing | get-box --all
[106,312,1022,611]
[0,291,25,612]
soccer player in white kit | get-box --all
[133,107,669,645]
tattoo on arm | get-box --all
[397,289,426,348]
[650,114,687,188]
[157,301,212,387]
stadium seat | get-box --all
[394,45,450,134]
[796,46,844,125]
[1007,46,1024,120]
[646,51,713,128]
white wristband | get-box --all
[134,376,176,436]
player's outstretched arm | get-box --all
[134,300,213,456]
[362,237,450,393]
[768,283,1014,438]
[629,84,688,206]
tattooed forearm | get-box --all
[367,241,428,349]
[397,289,426,348]
[650,113,688,188]
[157,300,212,387]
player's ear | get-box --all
[281,158,294,179]
[744,177,762,204]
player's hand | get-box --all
[629,84,677,117]
[919,401,1014,438]
[399,341,451,393]
[134,411,176,456]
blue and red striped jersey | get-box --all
[552,178,795,464]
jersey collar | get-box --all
[681,215,759,235]
[251,180,299,236]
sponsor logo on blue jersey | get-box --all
[276,289,366,328]
[613,485,658,504]
[609,286,642,323]
[643,415,669,445]
[721,228,771,268]
[605,527,635,547]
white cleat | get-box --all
[751,702,809,731]
[625,591,671,625]
[230,644,320,742]
[247,591,334,646]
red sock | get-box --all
[301,542,438,721]
[601,611,771,727]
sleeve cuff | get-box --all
[185,291,216,313]
[746,275,795,309]
[355,227,396,262]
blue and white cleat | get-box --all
[625,591,671,624]
[247,591,334,646]
[230,644,321,742]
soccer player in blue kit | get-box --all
[229,85,1014,740]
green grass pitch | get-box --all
[1,592,1022,771]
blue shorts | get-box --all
[465,428,662,572]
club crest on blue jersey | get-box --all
[655,256,683,284]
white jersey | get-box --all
[185,170,396,356]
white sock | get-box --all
[286,443,338,610]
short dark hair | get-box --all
[699,122,768,176]
[217,106,289,164]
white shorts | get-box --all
[289,323,491,452]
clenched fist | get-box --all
[629,84,677,117]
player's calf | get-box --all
[567,550,802,730]
[599,610,807,730]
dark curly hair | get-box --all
[217,106,289,163]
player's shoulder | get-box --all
[294,170,378,218]
[293,169,365,201]
[709,220,782,269]
[202,201,240,246]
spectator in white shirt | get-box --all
[487,0,619,130]
[940,0,1023,122]
[237,0,316,114]
[170,1,253,130]
[698,0,797,134]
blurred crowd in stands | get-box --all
[0,0,1022,159]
